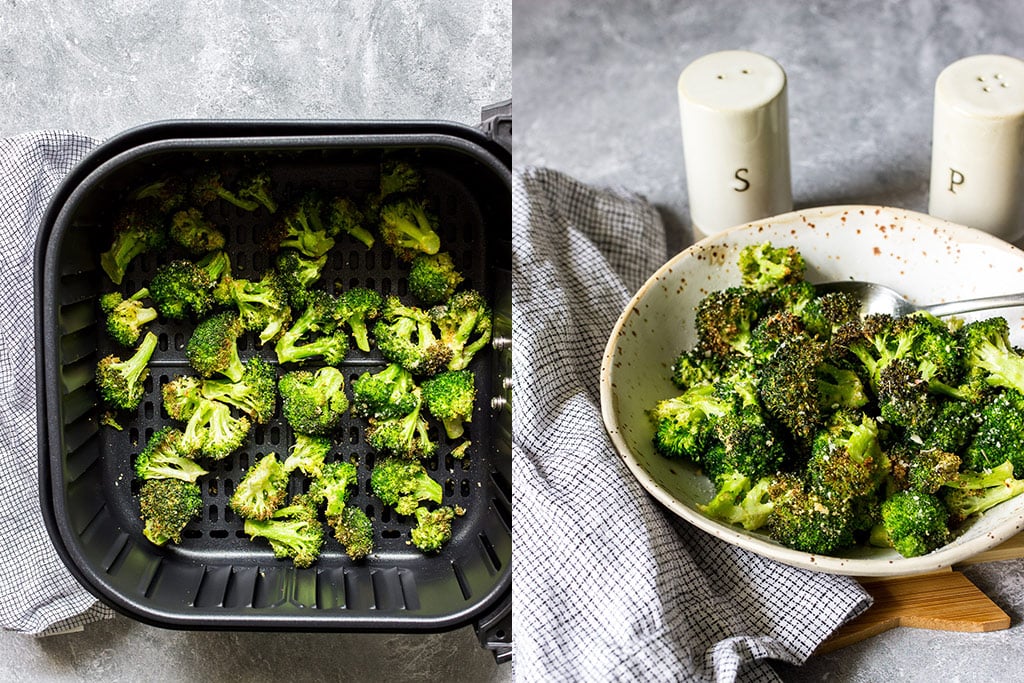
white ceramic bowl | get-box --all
[600,205,1024,576]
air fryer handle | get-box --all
[479,99,512,155]
[474,591,512,663]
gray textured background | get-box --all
[1,1,510,681]
[516,0,1024,681]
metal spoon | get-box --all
[816,280,1024,318]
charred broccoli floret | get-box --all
[133,426,209,483]
[95,331,159,410]
[806,410,886,500]
[408,252,464,306]
[335,287,384,353]
[378,197,441,261]
[275,249,327,310]
[873,490,950,557]
[307,460,358,521]
[100,204,169,285]
[430,289,492,372]
[230,453,288,521]
[100,287,158,346]
[236,171,278,214]
[243,495,324,568]
[275,291,349,366]
[766,473,857,554]
[191,170,260,211]
[216,271,292,345]
[694,286,766,358]
[333,505,374,560]
[186,312,246,382]
[169,207,226,254]
[410,505,462,553]
[350,363,419,420]
[962,389,1024,477]
[181,398,251,460]
[327,196,374,249]
[277,367,349,436]
[373,296,452,375]
[421,369,476,440]
[282,433,332,478]
[737,242,805,292]
[200,357,277,424]
[162,375,204,421]
[370,457,443,516]
[138,478,202,546]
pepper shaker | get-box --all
[677,50,792,239]
[929,54,1024,243]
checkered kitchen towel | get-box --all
[0,132,115,635]
[511,167,873,682]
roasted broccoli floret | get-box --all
[351,363,419,420]
[236,171,278,214]
[365,387,436,459]
[756,338,826,449]
[275,291,349,365]
[99,204,169,285]
[370,458,443,516]
[328,196,374,249]
[768,281,817,318]
[272,195,335,259]
[694,286,766,358]
[737,242,806,292]
[243,496,324,568]
[275,249,327,310]
[410,505,461,553]
[766,473,857,554]
[131,176,186,214]
[671,348,723,391]
[920,399,982,454]
[307,460,358,521]
[378,197,441,261]
[373,296,452,375]
[181,398,251,460]
[200,357,277,424]
[379,159,424,200]
[958,317,1024,395]
[799,292,861,340]
[169,207,226,254]
[191,170,259,211]
[332,505,374,560]
[216,271,292,345]
[230,453,289,521]
[421,369,476,440]
[278,367,349,436]
[876,357,938,433]
[901,447,962,494]
[942,460,1024,525]
[162,375,204,421]
[95,331,159,410]
[874,490,950,557]
[138,478,202,546]
[649,384,727,462]
[408,252,464,306]
[748,311,806,364]
[282,433,332,478]
[806,410,886,500]
[335,287,384,352]
[698,473,774,531]
[185,312,246,381]
[430,290,492,372]
[133,426,209,483]
[149,259,216,320]
[962,389,1024,477]
[100,287,158,346]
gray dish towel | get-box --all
[0,132,115,635]
[511,166,873,682]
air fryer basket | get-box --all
[36,121,511,650]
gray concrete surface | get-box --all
[516,0,1024,681]
[0,1,509,682]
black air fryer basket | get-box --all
[35,115,511,657]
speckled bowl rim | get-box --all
[600,204,1024,577]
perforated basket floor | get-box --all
[37,123,512,632]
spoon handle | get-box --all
[923,293,1024,317]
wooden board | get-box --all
[816,531,1024,654]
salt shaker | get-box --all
[677,50,792,239]
[928,54,1024,243]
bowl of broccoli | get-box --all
[601,205,1024,575]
